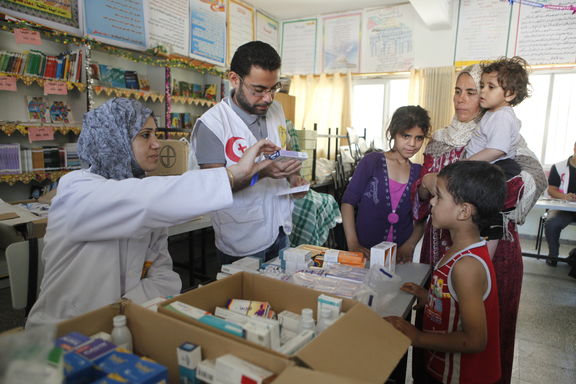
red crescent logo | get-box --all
[225,136,248,162]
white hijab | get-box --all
[428,64,483,153]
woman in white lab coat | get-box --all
[26,98,277,327]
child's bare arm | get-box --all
[402,257,488,353]
[467,148,505,162]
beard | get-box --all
[235,86,272,116]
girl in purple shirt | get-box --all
[342,106,430,263]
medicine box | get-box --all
[266,149,308,162]
[56,301,292,384]
[177,342,202,384]
[370,241,397,272]
[158,272,410,383]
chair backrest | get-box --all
[5,238,44,310]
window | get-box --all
[351,76,410,149]
[514,71,576,166]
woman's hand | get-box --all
[228,139,279,187]
[418,173,437,200]
[401,282,428,309]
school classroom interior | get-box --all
[0,1,575,383]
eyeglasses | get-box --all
[238,76,282,97]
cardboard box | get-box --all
[159,273,410,383]
[57,301,292,384]
[148,139,189,176]
[274,366,372,384]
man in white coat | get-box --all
[26,98,278,326]
[191,41,308,264]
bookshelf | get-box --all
[0,28,86,201]
[0,19,226,201]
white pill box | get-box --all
[370,241,397,273]
[266,149,308,162]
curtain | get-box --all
[289,72,352,158]
[408,66,455,163]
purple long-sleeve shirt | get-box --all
[342,152,421,249]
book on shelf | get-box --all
[26,96,48,123]
[89,63,100,80]
[192,83,203,98]
[204,84,217,101]
[31,147,45,171]
[0,143,21,175]
[109,67,126,88]
[124,70,139,89]
[98,64,112,86]
[42,146,61,170]
[48,100,72,124]
[0,49,82,81]
[13,145,80,173]
[138,75,150,91]
[170,112,182,129]
[64,142,80,169]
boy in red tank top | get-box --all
[386,161,505,384]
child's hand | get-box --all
[385,316,420,344]
[401,282,428,309]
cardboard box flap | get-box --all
[295,304,411,383]
[274,366,372,384]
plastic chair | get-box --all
[5,238,44,312]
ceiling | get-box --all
[249,0,406,20]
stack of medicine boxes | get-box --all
[295,129,316,182]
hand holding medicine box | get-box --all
[370,241,397,273]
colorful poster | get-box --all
[454,0,511,66]
[227,0,253,65]
[255,10,279,53]
[190,0,226,66]
[514,0,576,65]
[361,5,415,73]
[281,18,317,75]
[0,0,82,35]
[84,0,147,51]
[322,12,361,73]
[147,0,189,57]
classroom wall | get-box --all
[413,18,455,68]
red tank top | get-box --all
[423,242,501,384]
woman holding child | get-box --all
[413,63,545,384]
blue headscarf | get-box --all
[78,98,154,180]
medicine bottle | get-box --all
[299,308,316,334]
[111,315,133,352]
[316,306,333,334]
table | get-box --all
[381,262,432,318]
[383,262,431,383]
[523,198,576,262]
